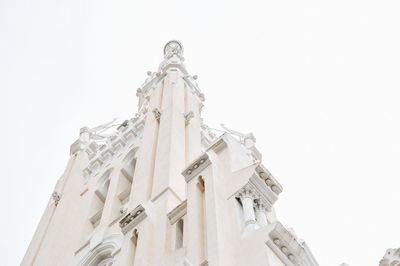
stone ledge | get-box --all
[119,204,147,234]
[181,153,211,183]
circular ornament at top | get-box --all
[163,40,184,57]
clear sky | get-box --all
[1,0,399,265]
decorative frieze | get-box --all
[182,153,211,182]
[255,165,282,196]
[119,205,147,234]
[266,222,305,265]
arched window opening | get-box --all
[98,257,114,266]
[197,175,205,192]
[79,234,122,266]
[122,149,138,182]
[128,229,139,265]
[88,169,113,229]
[176,219,184,249]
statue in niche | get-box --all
[79,118,119,144]
[220,124,256,148]
[380,248,400,266]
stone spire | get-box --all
[22,42,319,266]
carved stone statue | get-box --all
[79,118,118,143]
[380,248,400,266]
[220,124,256,148]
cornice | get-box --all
[255,164,283,195]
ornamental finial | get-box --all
[163,40,184,58]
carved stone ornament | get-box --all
[184,111,194,125]
[119,205,147,234]
[236,185,257,201]
[380,248,400,266]
[255,165,283,196]
[52,192,61,206]
[164,40,184,59]
[152,108,162,120]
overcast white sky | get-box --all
[1,0,399,265]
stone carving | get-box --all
[78,234,122,266]
[164,40,184,59]
[200,121,218,151]
[119,205,147,234]
[52,192,61,206]
[220,124,256,149]
[220,123,261,162]
[184,111,194,125]
[236,185,257,201]
[235,166,281,216]
[380,248,400,266]
[82,117,145,182]
[79,118,119,144]
[152,108,162,120]
[254,199,267,213]
[255,165,282,196]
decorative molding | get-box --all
[255,164,283,195]
[254,199,268,213]
[236,186,257,201]
[167,200,187,225]
[52,192,61,206]
[208,137,228,154]
[266,222,305,265]
[182,153,211,183]
[78,234,122,266]
[119,205,147,234]
[247,172,278,212]
[235,168,280,213]
[81,116,144,182]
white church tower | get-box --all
[22,41,318,266]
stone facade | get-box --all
[22,41,318,266]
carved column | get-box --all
[238,187,256,227]
[254,200,268,227]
